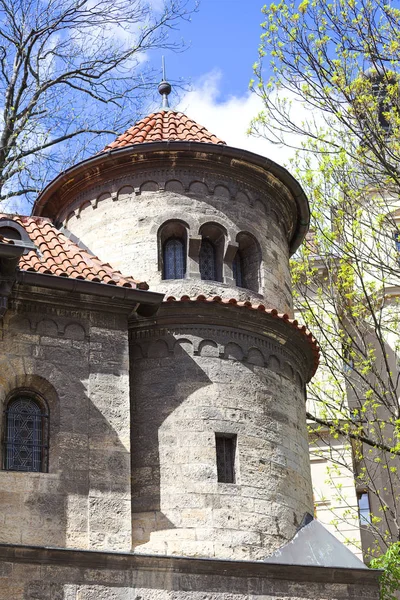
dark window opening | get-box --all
[4,395,48,472]
[394,231,400,264]
[216,434,236,483]
[233,251,244,287]
[357,491,371,525]
[234,232,261,292]
[163,237,185,279]
[342,342,354,373]
[370,74,396,133]
[200,239,217,281]
[158,220,188,280]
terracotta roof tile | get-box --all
[101,110,226,152]
[165,294,320,377]
[0,214,148,289]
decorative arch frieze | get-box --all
[213,184,231,199]
[224,342,244,361]
[140,181,159,193]
[5,311,89,341]
[7,314,32,332]
[58,167,295,242]
[189,181,210,195]
[197,339,220,358]
[63,323,86,341]
[246,347,265,367]
[129,326,307,387]
[36,319,59,337]
[165,180,185,194]
[117,186,134,201]
[173,338,194,356]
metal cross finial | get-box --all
[158,55,171,109]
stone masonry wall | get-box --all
[0,545,381,600]
[0,289,131,552]
[129,307,313,560]
[63,168,293,313]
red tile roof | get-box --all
[165,295,320,377]
[0,215,147,289]
[101,110,226,152]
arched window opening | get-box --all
[158,220,188,280]
[198,222,226,282]
[233,251,244,288]
[163,237,185,280]
[235,232,261,292]
[4,395,48,472]
[199,239,217,281]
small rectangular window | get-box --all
[215,434,236,483]
[342,342,354,373]
[394,230,400,253]
[357,491,371,525]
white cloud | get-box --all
[176,70,295,166]
[176,70,332,173]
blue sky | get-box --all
[162,0,265,101]
[143,0,295,162]
[5,0,296,214]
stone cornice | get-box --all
[0,542,380,586]
[32,142,310,255]
[129,300,319,382]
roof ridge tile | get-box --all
[101,110,226,152]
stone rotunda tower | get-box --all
[33,83,320,561]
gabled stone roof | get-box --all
[101,110,226,151]
[265,517,367,569]
[0,214,147,289]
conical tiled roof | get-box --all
[101,110,225,152]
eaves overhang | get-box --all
[15,270,164,317]
[0,240,164,318]
[33,141,310,255]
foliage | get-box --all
[0,0,193,207]
[251,0,400,558]
[370,543,400,600]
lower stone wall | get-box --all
[0,301,132,553]
[0,543,380,600]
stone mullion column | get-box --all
[223,242,238,286]
[87,314,132,551]
[188,235,202,280]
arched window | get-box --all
[158,220,188,280]
[163,237,185,279]
[198,222,226,282]
[234,232,261,292]
[199,239,217,281]
[232,251,244,288]
[4,395,48,472]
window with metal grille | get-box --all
[4,396,48,472]
[163,237,185,279]
[199,239,217,281]
[215,434,236,483]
